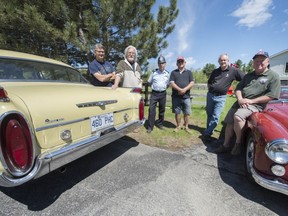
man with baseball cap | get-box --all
[146,55,170,133]
[169,56,194,133]
[216,50,280,155]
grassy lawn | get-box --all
[128,87,236,150]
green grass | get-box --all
[130,87,237,149]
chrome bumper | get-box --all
[251,167,288,195]
[0,119,145,187]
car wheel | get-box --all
[245,132,255,182]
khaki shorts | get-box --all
[224,104,260,124]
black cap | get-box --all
[158,56,166,64]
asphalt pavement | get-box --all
[0,136,288,216]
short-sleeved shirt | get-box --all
[233,69,280,110]
[89,59,115,86]
[148,69,170,92]
[169,69,194,99]
[208,66,244,95]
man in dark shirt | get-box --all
[170,56,194,133]
[215,50,280,155]
[88,43,116,87]
[202,53,244,141]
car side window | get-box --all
[0,59,87,83]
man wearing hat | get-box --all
[146,55,170,133]
[216,50,280,155]
[170,56,194,133]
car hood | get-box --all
[3,82,135,129]
[265,102,288,129]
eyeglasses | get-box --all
[177,60,184,64]
[96,50,105,53]
[159,62,166,64]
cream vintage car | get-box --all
[0,49,145,187]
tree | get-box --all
[0,0,178,68]
[245,60,254,73]
[233,59,243,70]
[202,63,216,78]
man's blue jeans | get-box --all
[203,92,227,136]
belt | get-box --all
[209,91,226,96]
[152,90,166,93]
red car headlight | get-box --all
[265,139,288,164]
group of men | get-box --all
[88,43,195,136]
[88,43,281,155]
[88,44,142,89]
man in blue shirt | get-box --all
[88,44,116,86]
[146,56,170,133]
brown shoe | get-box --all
[215,144,230,153]
[231,143,241,155]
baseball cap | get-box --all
[177,56,185,61]
[252,50,269,59]
[158,55,166,64]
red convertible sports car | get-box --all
[245,88,288,195]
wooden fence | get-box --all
[143,83,208,106]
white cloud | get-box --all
[165,51,174,59]
[231,0,273,28]
[185,56,196,69]
[177,22,191,52]
[175,1,195,53]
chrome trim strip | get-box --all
[76,100,117,108]
[251,167,288,195]
[36,117,89,132]
[114,108,132,113]
[35,108,136,132]
[0,119,145,187]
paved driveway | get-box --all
[0,136,287,216]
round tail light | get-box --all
[139,98,144,121]
[0,114,33,176]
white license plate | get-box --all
[90,113,114,132]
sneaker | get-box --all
[146,128,152,134]
[202,134,213,142]
[231,143,241,155]
[215,144,230,153]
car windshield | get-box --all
[0,58,88,83]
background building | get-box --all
[270,49,288,85]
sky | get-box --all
[150,0,288,72]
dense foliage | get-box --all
[0,0,178,69]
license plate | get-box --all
[90,113,114,132]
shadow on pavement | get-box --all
[201,137,288,215]
[0,136,139,211]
